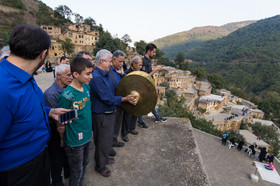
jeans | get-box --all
[138,108,161,123]
[64,140,91,186]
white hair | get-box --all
[95,49,112,66]
[55,64,70,77]
[130,56,141,66]
[0,46,10,59]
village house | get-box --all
[198,94,227,112]
[195,81,212,96]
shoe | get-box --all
[122,135,129,142]
[99,168,111,177]
[138,122,149,129]
[107,158,115,165]
[113,141,125,147]
[109,148,116,157]
[155,118,161,123]
[160,117,167,122]
[129,130,139,135]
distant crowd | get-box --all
[0,24,167,186]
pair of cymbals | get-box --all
[116,71,157,116]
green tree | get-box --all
[83,17,96,31]
[192,67,206,80]
[74,13,83,23]
[175,52,185,66]
[208,73,225,89]
[60,38,74,56]
[121,34,132,45]
[93,32,126,55]
[54,5,72,20]
[134,40,147,56]
[259,91,280,119]
[229,87,247,99]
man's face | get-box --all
[112,56,125,70]
[133,59,143,71]
[77,67,93,85]
[148,48,157,58]
[101,56,112,72]
[61,58,69,64]
[82,54,93,63]
[57,67,73,88]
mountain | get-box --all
[186,15,280,63]
[0,0,69,47]
[187,15,280,98]
[153,21,256,58]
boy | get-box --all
[58,56,93,186]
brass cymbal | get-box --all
[116,71,157,116]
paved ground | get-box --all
[193,129,279,186]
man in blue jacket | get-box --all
[0,24,70,186]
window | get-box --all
[48,27,52,30]
[69,33,72,38]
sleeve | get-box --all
[90,76,122,106]
[44,91,58,108]
[58,93,73,110]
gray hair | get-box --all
[0,46,10,59]
[55,64,70,77]
[130,56,141,66]
[113,50,125,59]
[95,49,112,66]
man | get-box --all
[60,56,69,64]
[121,56,143,141]
[138,43,167,129]
[111,50,126,147]
[44,64,73,186]
[0,24,70,186]
[90,49,138,177]
[77,50,95,70]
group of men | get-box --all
[0,24,167,186]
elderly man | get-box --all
[60,56,69,64]
[111,50,126,147]
[44,64,73,186]
[90,49,138,177]
[121,56,143,141]
[0,24,70,186]
[138,43,167,129]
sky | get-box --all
[41,0,280,45]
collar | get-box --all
[96,67,109,77]
[144,56,151,62]
[1,57,32,84]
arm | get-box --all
[0,96,13,143]
[149,65,162,76]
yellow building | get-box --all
[198,94,227,112]
[40,25,61,38]
[156,86,166,104]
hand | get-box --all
[49,108,72,124]
[57,125,65,134]
[116,66,124,75]
[126,94,139,105]
[155,65,162,71]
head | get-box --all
[95,49,112,72]
[0,45,10,61]
[70,56,93,85]
[9,24,50,72]
[145,43,157,59]
[55,64,72,88]
[130,56,143,71]
[60,56,69,64]
[112,50,125,70]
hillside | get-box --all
[0,0,69,47]
[187,15,280,99]
[153,21,255,58]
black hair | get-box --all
[70,56,93,74]
[9,24,51,60]
[77,51,91,57]
[145,43,157,54]
[60,56,67,62]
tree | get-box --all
[54,5,72,20]
[175,52,189,70]
[60,38,74,56]
[74,13,83,24]
[208,73,225,90]
[192,67,206,80]
[83,17,96,31]
[229,87,247,99]
[93,31,126,55]
[134,40,147,56]
[121,34,132,45]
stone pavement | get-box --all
[192,128,279,186]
